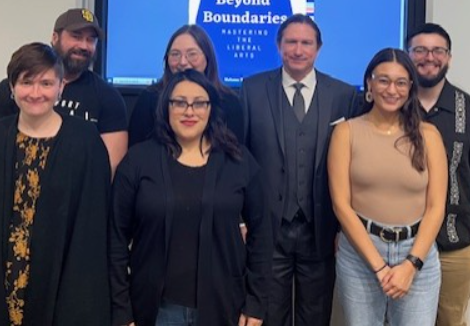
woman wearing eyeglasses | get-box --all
[128,25,243,147]
[110,69,272,326]
[327,48,448,325]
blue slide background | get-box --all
[105,0,405,88]
[106,0,189,82]
[315,0,403,87]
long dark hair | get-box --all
[155,69,241,160]
[151,25,233,96]
[363,48,425,172]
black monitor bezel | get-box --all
[93,0,426,96]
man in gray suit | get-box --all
[240,14,357,326]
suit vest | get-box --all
[282,89,319,222]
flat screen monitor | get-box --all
[97,0,425,90]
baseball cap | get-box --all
[54,8,104,39]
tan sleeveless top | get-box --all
[349,115,428,225]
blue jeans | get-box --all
[336,230,441,326]
[155,301,198,326]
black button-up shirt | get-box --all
[421,80,470,251]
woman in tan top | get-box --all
[328,48,448,326]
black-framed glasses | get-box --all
[371,74,412,91]
[408,46,450,58]
[167,50,202,63]
[169,99,210,114]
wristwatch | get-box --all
[406,254,424,271]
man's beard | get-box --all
[54,44,94,76]
[417,64,448,88]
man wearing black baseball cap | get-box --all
[0,8,128,175]
[51,9,105,82]
[54,8,105,40]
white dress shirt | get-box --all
[282,68,317,113]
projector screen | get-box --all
[97,0,425,89]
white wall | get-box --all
[427,0,470,93]
[0,0,91,79]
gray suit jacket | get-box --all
[240,68,358,258]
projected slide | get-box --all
[105,0,405,88]
[193,0,313,84]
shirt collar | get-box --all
[434,79,457,113]
[282,68,317,90]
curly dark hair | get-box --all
[155,69,241,161]
[363,48,425,172]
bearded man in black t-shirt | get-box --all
[0,8,128,175]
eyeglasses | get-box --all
[169,99,210,114]
[372,74,412,91]
[408,46,450,59]
[168,50,202,63]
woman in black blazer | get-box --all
[110,69,272,326]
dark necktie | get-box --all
[293,83,305,122]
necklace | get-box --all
[385,125,396,135]
[366,114,399,135]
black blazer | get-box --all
[109,140,272,326]
[0,115,111,325]
[240,68,358,258]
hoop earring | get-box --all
[365,91,373,103]
[10,92,14,100]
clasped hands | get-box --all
[375,260,417,299]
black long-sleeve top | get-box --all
[109,140,273,326]
[163,159,205,308]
